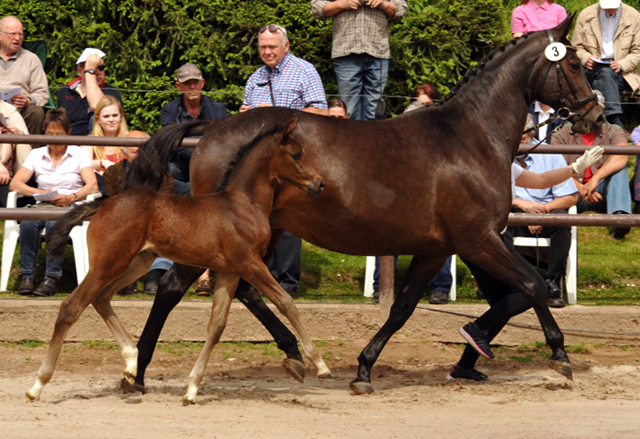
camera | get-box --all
[362,1,370,7]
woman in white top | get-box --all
[9,108,98,297]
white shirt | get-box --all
[22,145,92,195]
[533,101,555,143]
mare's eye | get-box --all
[570,62,580,71]
[291,153,302,162]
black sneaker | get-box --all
[447,365,488,382]
[545,279,566,308]
[459,322,495,360]
[429,290,448,305]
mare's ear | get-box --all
[553,12,575,41]
[277,115,298,142]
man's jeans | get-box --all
[19,220,63,278]
[334,54,389,121]
[585,64,627,118]
[576,167,632,214]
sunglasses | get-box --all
[82,64,106,71]
[259,24,287,37]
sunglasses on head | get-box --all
[259,24,287,37]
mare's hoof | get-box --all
[349,380,374,395]
[318,371,332,380]
[123,371,136,385]
[182,396,196,406]
[25,390,38,402]
[120,377,146,394]
[548,359,573,380]
[283,358,305,383]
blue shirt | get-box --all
[243,52,328,110]
[514,154,577,204]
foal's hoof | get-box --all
[123,371,136,385]
[349,380,374,395]
[120,377,146,394]
[182,396,196,406]
[25,390,38,402]
[548,359,573,380]
[283,358,305,383]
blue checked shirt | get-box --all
[514,154,577,205]
[243,53,328,110]
[599,6,621,61]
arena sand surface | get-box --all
[1,337,639,439]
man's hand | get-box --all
[239,105,251,112]
[341,0,362,9]
[515,200,547,214]
[579,179,603,204]
[368,0,385,7]
[610,61,622,73]
[586,56,597,70]
[10,93,30,109]
[528,225,543,234]
[0,125,24,135]
[0,163,10,185]
[84,53,102,71]
[51,193,75,207]
[256,103,273,108]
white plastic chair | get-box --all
[0,191,100,292]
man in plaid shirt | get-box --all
[311,0,408,120]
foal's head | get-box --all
[271,116,324,197]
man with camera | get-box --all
[311,0,408,121]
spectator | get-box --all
[629,125,640,212]
[0,16,48,135]
[552,91,632,239]
[9,108,98,297]
[57,48,123,137]
[327,98,348,118]
[0,99,29,206]
[160,63,227,190]
[572,0,640,128]
[240,23,329,295]
[83,95,127,175]
[511,1,567,38]
[449,145,603,382]
[404,83,442,113]
[528,101,564,144]
[311,0,408,120]
[505,116,578,309]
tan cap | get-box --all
[176,63,202,82]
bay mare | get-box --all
[29,118,329,403]
[123,15,603,394]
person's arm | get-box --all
[0,143,12,185]
[160,101,177,127]
[543,193,579,212]
[83,54,106,112]
[579,153,629,203]
[9,166,50,196]
[20,55,49,107]
[369,0,397,17]
[321,0,362,17]
[50,167,98,207]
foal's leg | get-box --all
[350,255,445,395]
[461,235,570,378]
[183,272,239,405]
[245,261,331,379]
[91,251,155,385]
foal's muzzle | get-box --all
[307,177,325,197]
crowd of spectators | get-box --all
[1,1,640,315]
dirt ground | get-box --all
[1,336,639,439]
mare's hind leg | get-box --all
[91,251,155,385]
[135,263,205,388]
[244,261,331,379]
[461,234,570,378]
[350,255,446,395]
[183,273,240,405]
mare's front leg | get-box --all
[462,234,571,378]
[183,273,239,405]
[135,263,205,388]
[350,255,445,395]
[245,261,331,380]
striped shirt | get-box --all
[311,0,408,59]
[243,52,328,110]
[600,6,621,60]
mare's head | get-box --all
[270,116,324,197]
[529,14,604,134]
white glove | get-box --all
[572,146,604,174]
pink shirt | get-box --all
[511,1,567,35]
[22,145,92,195]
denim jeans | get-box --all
[334,54,389,121]
[585,64,627,117]
[373,256,453,293]
[576,166,632,214]
[149,258,173,272]
[19,220,63,278]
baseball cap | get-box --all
[176,63,203,82]
[600,0,621,9]
[76,48,106,65]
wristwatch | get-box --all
[73,193,78,201]
[85,69,96,75]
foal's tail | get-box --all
[46,200,104,260]
[124,119,211,191]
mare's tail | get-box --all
[46,200,104,259]
[124,119,211,191]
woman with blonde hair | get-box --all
[84,95,128,174]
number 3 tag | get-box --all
[545,43,567,62]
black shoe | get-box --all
[33,279,57,297]
[144,269,165,295]
[545,279,566,308]
[372,289,379,302]
[18,277,35,296]
[476,287,485,299]
[447,365,488,382]
[610,212,630,239]
[459,322,495,360]
[429,290,448,304]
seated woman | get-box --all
[9,108,98,297]
[84,95,128,175]
[0,99,29,207]
[327,99,348,119]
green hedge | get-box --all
[6,0,636,133]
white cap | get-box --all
[600,0,621,9]
[76,48,106,65]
